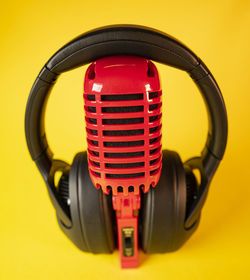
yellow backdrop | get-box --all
[1,0,250,279]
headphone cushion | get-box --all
[76,152,115,253]
[58,152,115,254]
[140,150,199,253]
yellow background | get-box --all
[1,0,250,279]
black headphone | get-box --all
[25,25,227,255]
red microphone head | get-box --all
[83,55,162,195]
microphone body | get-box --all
[83,56,162,268]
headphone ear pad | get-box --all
[57,152,115,253]
[140,150,199,253]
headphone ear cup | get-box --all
[140,150,199,253]
[57,152,115,253]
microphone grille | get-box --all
[83,56,162,195]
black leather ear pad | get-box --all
[57,152,115,253]
[140,150,200,253]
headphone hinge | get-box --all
[38,67,58,84]
[188,59,210,81]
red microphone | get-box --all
[83,55,162,268]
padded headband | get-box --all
[25,24,228,228]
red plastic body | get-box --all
[113,192,140,268]
[83,56,162,268]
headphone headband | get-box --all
[25,24,228,228]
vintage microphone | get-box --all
[83,55,162,268]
